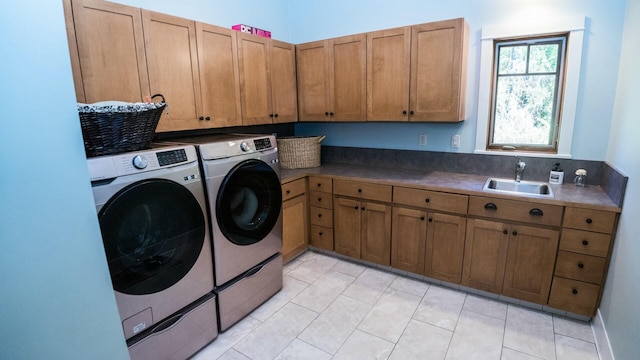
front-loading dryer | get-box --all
[160,134,284,331]
[88,144,218,358]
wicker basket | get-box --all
[78,94,167,157]
[277,135,326,169]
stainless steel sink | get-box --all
[483,178,554,198]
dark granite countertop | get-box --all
[281,163,621,212]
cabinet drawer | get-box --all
[310,190,333,209]
[393,187,468,214]
[310,206,333,228]
[310,225,333,251]
[308,176,333,193]
[563,207,617,234]
[281,178,306,201]
[560,229,611,258]
[555,251,607,285]
[548,277,600,316]
[334,179,392,202]
[468,196,563,227]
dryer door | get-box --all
[216,159,282,246]
[98,179,206,295]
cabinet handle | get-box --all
[317,197,322,202]
[529,208,544,216]
[409,110,415,115]
[269,114,274,118]
[512,231,518,236]
[402,110,407,115]
[578,263,585,269]
[586,218,593,224]
[199,116,204,121]
[503,230,508,235]
[582,240,589,246]
[317,183,322,187]
[330,112,334,116]
[319,231,323,236]
[428,218,433,223]
[357,188,362,193]
[286,190,291,194]
[205,116,211,121]
[572,289,579,295]
[484,203,498,210]
[275,113,279,118]
[354,206,359,209]
[361,207,365,211]
[425,198,430,203]
[325,112,329,116]
[420,216,425,221]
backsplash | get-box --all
[321,146,628,207]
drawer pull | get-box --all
[319,231,323,236]
[361,207,366,211]
[317,183,322,187]
[354,206,359,209]
[529,208,544,216]
[317,197,322,202]
[586,218,593,224]
[484,202,498,210]
[358,188,362,193]
[582,240,589,246]
[572,289,578,295]
[286,189,291,194]
[425,198,430,203]
[317,214,322,218]
[578,262,585,268]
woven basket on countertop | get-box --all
[78,94,167,157]
[276,135,326,169]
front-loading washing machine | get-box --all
[161,134,284,331]
[88,144,218,359]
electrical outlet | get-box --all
[419,134,427,146]
[452,134,460,148]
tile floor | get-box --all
[192,251,601,360]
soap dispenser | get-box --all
[549,163,564,184]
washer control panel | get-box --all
[157,148,188,166]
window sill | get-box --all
[474,149,572,159]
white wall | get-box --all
[602,0,640,358]
[291,0,627,161]
[0,1,129,359]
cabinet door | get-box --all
[237,33,272,125]
[334,197,362,258]
[503,225,559,304]
[367,27,411,121]
[271,40,298,123]
[282,194,308,262]
[330,34,367,121]
[66,0,149,103]
[425,213,466,284]
[142,10,201,131]
[196,23,242,128]
[410,18,467,122]
[462,218,509,293]
[297,40,330,121]
[391,207,426,274]
[361,201,392,266]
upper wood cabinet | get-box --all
[64,0,150,103]
[237,34,298,125]
[196,23,242,128]
[297,34,366,121]
[367,18,469,122]
[142,10,202,132]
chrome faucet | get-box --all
[515,157,526,182]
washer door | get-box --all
[98,179,205,295]
[216,159,282,246]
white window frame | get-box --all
[474,16,586,159]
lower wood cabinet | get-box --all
[281,178,308,262]
[334,196,392,266]
[391,206,466,283]
[462,218,559,304]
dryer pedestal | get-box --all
[216,253,283,332]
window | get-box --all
[488,35,567,152]
[474,17,585,158]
